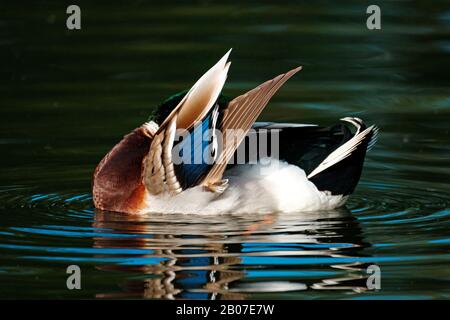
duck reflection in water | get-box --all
[93,208,373,299]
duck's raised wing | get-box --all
[201,66,302,191]
[143,50,231,195]
[157,49,231,133]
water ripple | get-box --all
[0,175,448,299]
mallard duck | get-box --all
[93,50,378,214]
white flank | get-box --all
[141,159,348,215]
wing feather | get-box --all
[201,66,302,187]
[157,50,231,133]
[307,125,376,179]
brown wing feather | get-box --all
[201,66,302,187]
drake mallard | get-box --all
[93,50,378,214]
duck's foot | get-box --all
[204,179,229,194]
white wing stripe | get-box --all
[253,122,318,129]
[307,125,375,179]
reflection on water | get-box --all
[0,0,449,299]
[92,209,369,299]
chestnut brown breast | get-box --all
[93,126,152,213]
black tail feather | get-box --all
[308,129,373,195]
[247,119,377,196]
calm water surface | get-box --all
[0,1,449,299]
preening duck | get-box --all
[93,50,378,214]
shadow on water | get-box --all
[92,208,371,299]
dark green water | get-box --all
[0,1,449,299]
